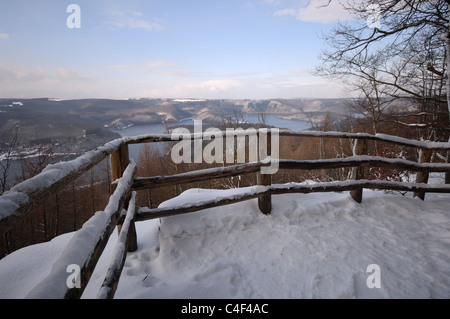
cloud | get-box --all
[0,33,10,40]
[103,64,142,72]
[0,63,345,100]
[140,68,346,99]
[201,80,240,92]
[104,60,191,77]
[274,8,297,16]
[275,0,355,23]
[146,60,185,69]
[247,0,281,8]
[1,65,85,83]
[0,65,94,98]
[105,11,164,31]
[140,79,243,99]
[261,0,281,4]
[56,67,89,80]
[0,65,47,82]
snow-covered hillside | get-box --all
[1,176,449,299]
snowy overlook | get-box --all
[0,174,449,299]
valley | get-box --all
[0,97,348,153]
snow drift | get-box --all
[1,178,449,299]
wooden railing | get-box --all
[1,130,450,299]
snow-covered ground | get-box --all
[1,175,449,299]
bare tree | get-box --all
[317,0,450,183]
[18,144,55,182]
[346,76,393,134]
[0,128,18,194]
[317,0,449,139]
[219,108,248,130]
[257,112,269,128]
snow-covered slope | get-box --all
[1,178,450,299]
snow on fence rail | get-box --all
[2,130,450,299]
[135,180,450,222]
[0,138,125,235]
[124,129,450,150]
[132,156,450,190]
[97,191,137,299]
[26,161,136,299]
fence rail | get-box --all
[1,129,450,299]
[125,130,450,150]
[133,156,450,190]
[97,191,137,299]
[25,161,136,299]
[135,179,450,222]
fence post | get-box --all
[110,143,138,252]
[111,144,130,186]
[414,149,433,200]
[257,130,272,215]
[350,138,368,203]
[445,147,450,184]
[257,173,271,214]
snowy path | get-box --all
[1,180,450,299]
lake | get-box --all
[112,114,311,162]
[0,114,310,189]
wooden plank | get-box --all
[278,131,450,151]
[414,149,433,200]
[110,143,138,252]
[257,172,272,214]
[64,162,136,299]
[97,191,137,299]
[278,157,450,172]
[126,217,138,253]
[257,130,272,215]
[135,180,450,223]
[0,138,126,236]
[350,138,369,203]
[111,144,130,185]
[446,149,450,184]
[135,190,264,222]
[125,134,175,145]
[132,162,265,190]
[124,130,450,151]
[132,156,450,191]
[25,162,137,299]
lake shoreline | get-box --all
[111,114,311,162]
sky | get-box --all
[0,0,362,100]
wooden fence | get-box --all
[1,130,450,299]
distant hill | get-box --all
[0,97,349,153]
[0,98,121,154]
